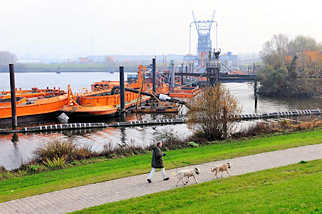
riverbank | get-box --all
[73,159,322,214]
[0,128,321,202]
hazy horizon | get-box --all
[1,0,321,59]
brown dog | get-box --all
[210,163,231,178]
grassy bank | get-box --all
[0,128,321,202]
[74,159,322,214]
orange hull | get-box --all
[0,94,68,119]
[63,91,150,116]
[62,105,118,116]
[169,93,197,98]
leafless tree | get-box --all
[187,84,241,140]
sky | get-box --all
[1,0,321,58]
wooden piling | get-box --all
[170,61,175,92]
[9,64,17,129]
[254,80,258,113]
[152,58,156,93]
[119,66,125,113]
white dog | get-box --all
[175,167,200,186]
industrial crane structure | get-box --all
[189,10,218,67]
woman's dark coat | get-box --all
[151,146,164,168]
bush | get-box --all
[0,166,6,174]
[101,140,146,158]
[34,140,76,162]
[28,164,42,173]
[34,140,98,163]
[187,84,241,141]
[43,156,66,169]
[74,145,98,160]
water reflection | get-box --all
[11,133,19,143]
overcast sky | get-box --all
[1,0,321,58]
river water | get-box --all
[0,72,321,170]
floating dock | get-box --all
[0,109,320,134]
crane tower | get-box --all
[189,11,218,67]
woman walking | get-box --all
[147,142,169,183]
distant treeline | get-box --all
[258,34,322,98]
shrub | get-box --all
[74,145,98,160]
[34,140,76,162]
[43,156,66,169]
[34,140,98,163]
[28,164,41,173]
[187,84,241,140]
[101,143,114,158]
[101,140,146,158]
[0,166,6,174]
[231,122,276,138]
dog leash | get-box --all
[165,155,181,173]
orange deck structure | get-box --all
[62,91,150,116]
[0,88,65,99]
[169,86,200,98]
[62,65,152,117]
[0,88,68,125]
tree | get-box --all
[0,51,17,65]
[260,34,289,69]
[288,36,319,56]
[258,34,320,98]
[187,84,241,140]
[318,43,322,51]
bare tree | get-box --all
[288,36,319,56]
[260,34,289,69]
[187,84,241,140]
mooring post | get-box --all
[11,133,19,143]
[9,64,17,129]
[181,64,184,85]
[254,79,258,113]
[152,58,156,93]
[171,61,175,92]
[119,66,125,113]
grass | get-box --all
[73,159,322,214]
[0,128,321,203]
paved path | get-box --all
[1,144,322,214]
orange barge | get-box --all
[0,88,68,126]
[62,65,152,118]
[169,86,200,98]
[62,90,150,117]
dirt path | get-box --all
[1,144,322,214]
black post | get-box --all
[255,95,258,113]
[254,79,258,113]
[152,58,156,93]
[181,64,184,85]
[9,64,17,129]
[170,61,175,92]
[119,66,125,113]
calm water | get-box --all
[0,72,321,170]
